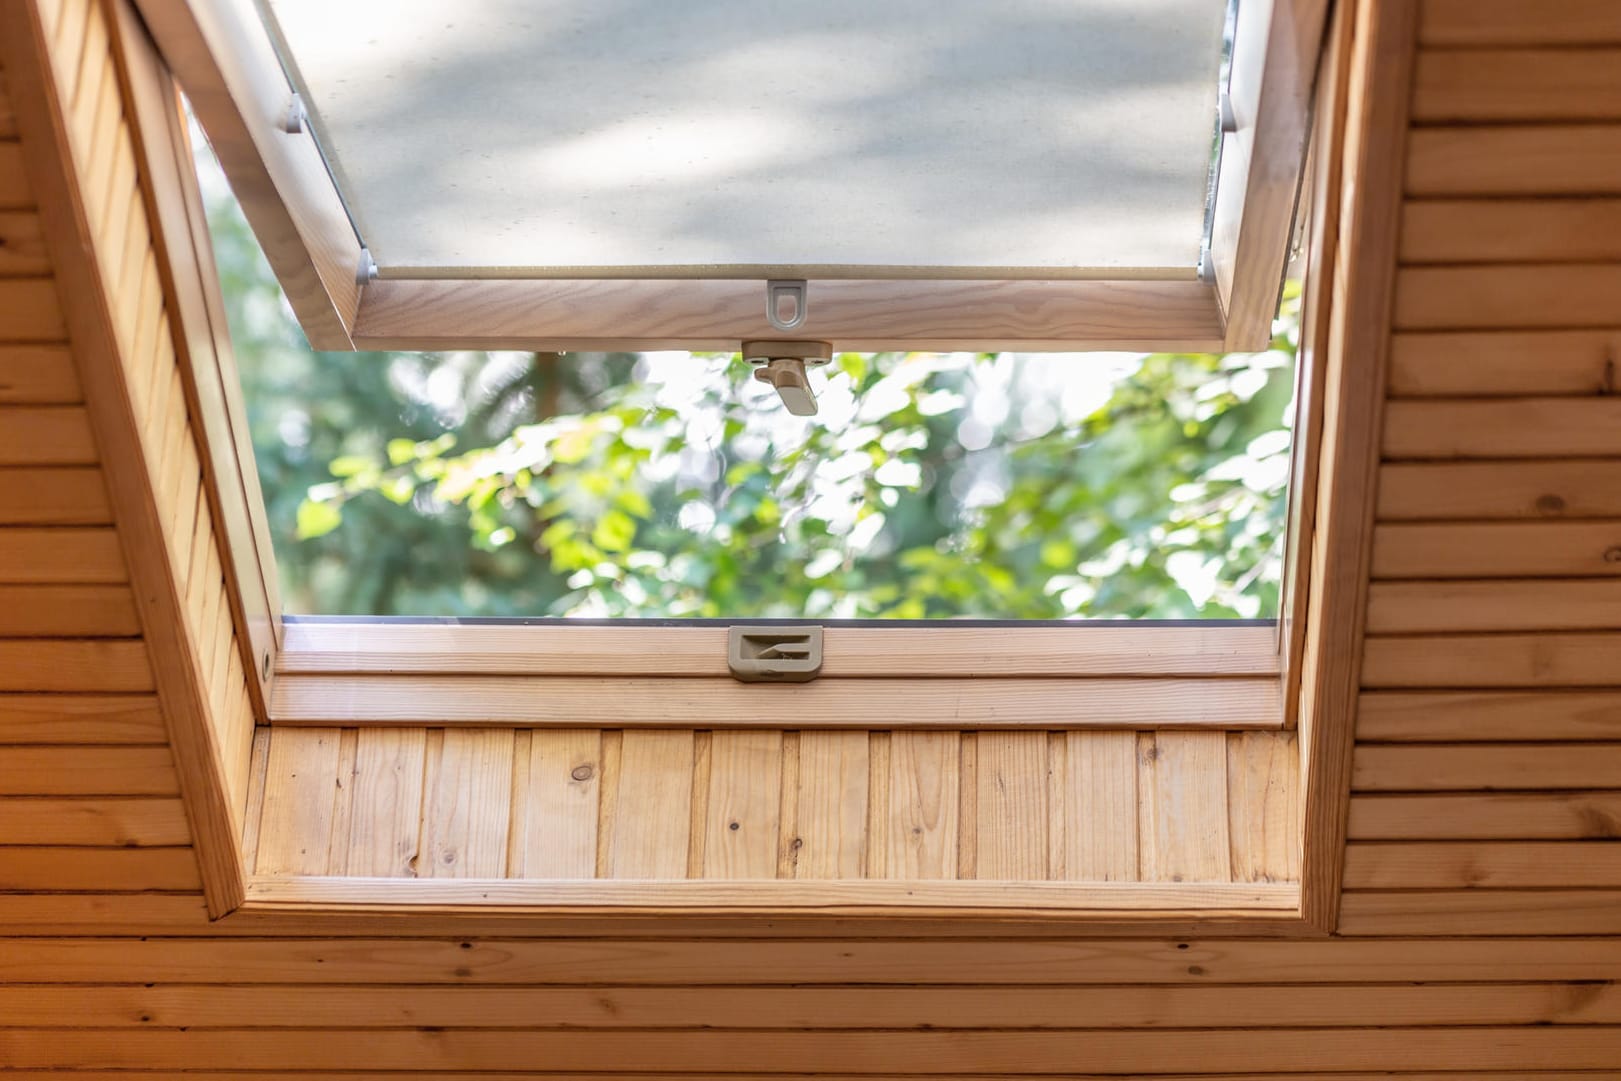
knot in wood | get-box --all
[570,764,594,781]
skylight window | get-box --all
[196,133,1298,621]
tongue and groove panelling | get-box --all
[244,726,1298,884]
[1346,0,1621,940]
[4,0,1621,1078]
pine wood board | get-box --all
[1413,49,1621,121]
[1349,792,1621,840]
[1353,743,1621,791]
[1421,0,1621,45]
[0,142,35,209]
[1344,840,1621,888]
[340,727,425,877]
[3,980,1620,1030]
[0,208,48,274]
[1062,729,1139,881]
[268,674,1283,729]
[0,403,94,463]
[1139,732,1231,884]
[2,1025,1620,1074]
[1384,398,1621,459]
[0,693,165,743]
[1408,126,1621,196]
[788,730,868,879]
[245,875,1296,919]
[1367,580,1621,633]
[278,622,1282,678]
[1394,265,1621,330]
[1226,731,1300,883]
[0,465,110,523]
[0,795,190,844]
[1338,889,1621,936]
[1401,201,1621,265]
[0,583,136,636]
[0,639,151,692]
[971,731,1048,880]
[0,844,198,890]
[0,345,79,402]
[1372,522,1621,578]
[1361,633,1621,688]
[1358,690,1621,741]
[1378,460,1621,521]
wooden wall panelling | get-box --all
[9,0,1621,1077]
[515,729,600,879]
[971,732,1048,880]
[252,726,340,875]
[1378,458,1621,520]
[1420,0,1621,45]
[420,728,512,879]
[603,729,693,878]
[1,0,257,914]
[1139,732,1232,883]
[341,727,424,877]
[788,730,868,879]
[1061,730,1138,880]
[702,730,783,879]
[1358,690,1621,742]
[1347,0,1621,954]
[881,731,960,880]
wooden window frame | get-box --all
[114,0,1335,734]
[95,0,1411,931]
[129,0,1329,354]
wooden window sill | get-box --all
[266,620,1286,729]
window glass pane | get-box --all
[259,0,1226,276]
[197,126,1296,621]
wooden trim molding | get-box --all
[1295,0,1417,933]
[243,876,1302,919]
[266,622,1285,730]
[110,0,281,716]
[0,0,247,915]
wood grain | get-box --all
[1358,690,1621,742]
[1421,0,1621,46]
[972,732,1048,880]
[1372,522,1621,579]
[1139,732,1231,884]
[419,729,512,879]
[268,673,1283,728]
[1385,399,1621,459]
[516,729,600,879]
[354,277,1228,354]
[1408,126,1621,196]
[1413,49,1621,122]
[702,730,782,879]
[1401,201,1621,265]
[604,730,693,879]
[883,731,960,880]
[340,728,424,877]
[1378,460,1621,520]
[789,731,868,880]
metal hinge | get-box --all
[727,626,823,683]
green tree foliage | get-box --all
[199,141,1297,621]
